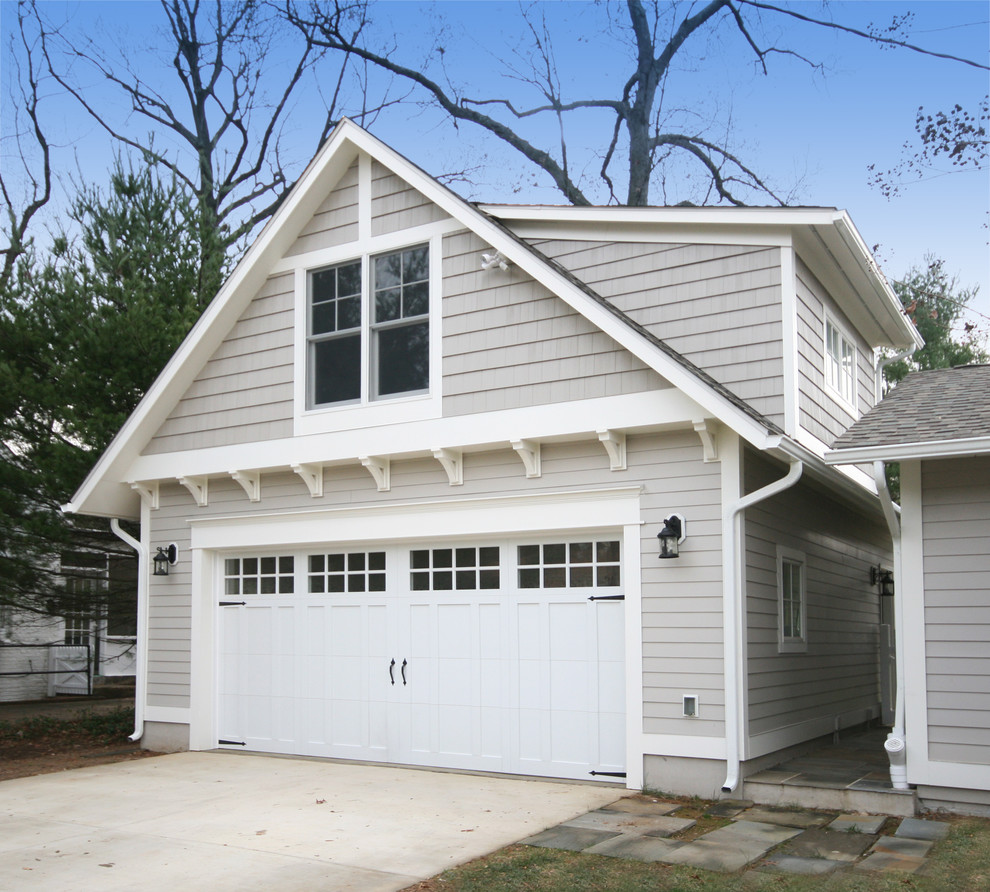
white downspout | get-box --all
[722,458,804,794]
[110,514,148,743]
[872,461,909,789]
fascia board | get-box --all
[478,204,841,228]
[825,436,990,465]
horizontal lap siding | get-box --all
[638,432,725,737]
[144,274,295,454]
[372,161,449,235]
[923,456,990,765]
[795,259,873,446]
[285,160,359,256]
[145,431,725,738]
[745,450,888,738]
[147,483,194,708]
[443,231,670,415]
[532,239,784,424]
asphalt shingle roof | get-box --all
[832,364,990,451]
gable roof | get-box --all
[66,119,903,519]
[826,364,990,463]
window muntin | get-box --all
[308,551,386,593]
[825,319,856,408]
[410,547,500,591]
[308,244,429,408]
[518,541,621,589]
[777,547,807,652]
[225,556,295,595]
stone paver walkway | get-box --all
[521,796,951,876]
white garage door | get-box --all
[217,537,625,781]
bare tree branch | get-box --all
[1,1,52,292]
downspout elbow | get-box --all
[110,518,146,743]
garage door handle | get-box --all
[401,658,407,685]
[389,658,396,685]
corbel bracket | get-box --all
[432,448,463,486]
[597,429,627,471]
[693,419,719,463]
[511,439,542,478]
[360,455,391,492]
[177,476,209,507]
[129,480,159,510]
[229,470,261,502]
[292,463,323,498]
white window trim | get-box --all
[823,314,858,415]
[777,544,807,653]
[292,227,445,437]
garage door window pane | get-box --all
[225,555,294,596]
[409,547,500,591]
[517,541,621,589]
[309,551,386,595]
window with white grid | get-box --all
[308,551,386,593]
[517,540,621,589]
[224,556,295,595]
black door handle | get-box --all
[389,658,395,685]
[401,658,407,685]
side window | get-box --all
[824,317,856,410]
[777,546,807,653]
[308,244,430,408]
[517,541,621,589]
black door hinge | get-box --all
[219,601,247,607]
[218,739,246,746]
[588,594,625,601]
[589,770,627,778]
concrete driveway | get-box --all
[1,752,623,891]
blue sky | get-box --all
[3,0,988,330]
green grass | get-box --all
[0,706,135,745]
[411,816,990,892]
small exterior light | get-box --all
[153,543,178,577]
[871,565,895,597]
[657,514,685,559]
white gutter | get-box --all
[110,514,148,743]
[721,459,804,793]
[872,461,909,789]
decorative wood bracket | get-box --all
[129,480,159,510]
[693,419,719,463]
[432,448,463,486]
[360,455,391,492]
[511,439,542,478]
[177,476,209,507]
[292,463,324,498]
[229,470,261,502]
[597,430,627,471]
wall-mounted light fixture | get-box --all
[657,513,686,559]
[153,543,178,577]
[870,565,894,597]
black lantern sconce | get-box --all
[657,514,686,559]
[871,565,895,597]
[153,543,178,577]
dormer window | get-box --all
[308,244,430,408]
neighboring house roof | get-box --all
[826,364,990,463]
[65,119,915,519]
